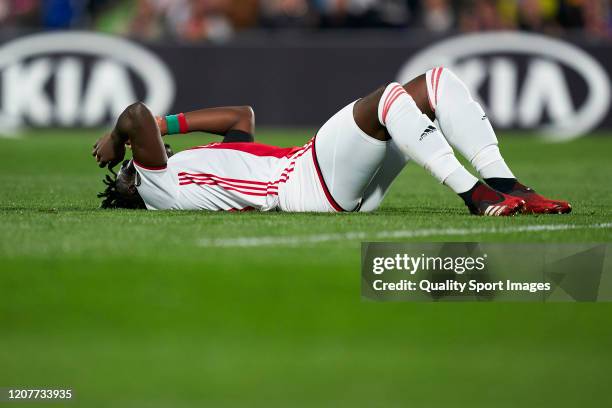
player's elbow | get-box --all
[120,102,151,128]
[125,102,150,120]
[234,105,255,134]
[240,105,255,129]
[116,102,155,135]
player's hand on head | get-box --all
[92,132,126,169]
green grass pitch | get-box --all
[1,129,611,407]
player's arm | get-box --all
[156,106,255,141]
[93,102,167,169]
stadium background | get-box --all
[1,1,612,407]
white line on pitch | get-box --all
[198,222,612,248]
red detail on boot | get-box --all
[470,184,526,216]
[506,182,572,214]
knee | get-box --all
[438,68,472,100]
[363,86,386,111]
[402,74,434,120]
[354,87,387,137]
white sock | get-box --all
[427,67,515,179]
[378,82,478,194]
[445,167,480,194]
[471,145,514,179]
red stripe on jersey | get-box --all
[178,158,298,189]
[197,144,303,189]
[178,172,269,186]
[179,180,276,197]
[133,160,167,171]
[311,135,345,212]
[179,144,309,192]
[179,175,276,192]
[177,140,314,204]
[188,142,302,158]
[265,141,311,185]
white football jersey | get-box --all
[133,139,337,212]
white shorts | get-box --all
[276,140,339,212]
[279,101,388,211]
[311,101,388,211]
[134,102,387,212]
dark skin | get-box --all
[92,104,255,168]
[156,106,255,137]
[92,75,430,169]
[353,74,433,141]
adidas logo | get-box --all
[419,125,436,140]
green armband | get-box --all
[165,114,181,135]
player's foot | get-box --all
[460,182,526,216]
[503,182,572,214]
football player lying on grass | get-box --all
[93,68,571,215]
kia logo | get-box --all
[0,31,175,131]
[397,32,610,141]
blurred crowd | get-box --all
[0,0,610,41]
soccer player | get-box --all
[93,68,571,215]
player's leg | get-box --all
[358,77,435,212]
[313,101,389,211]
[314,75,454,212]
[358,139,407,212]
[353,81,525,216]
[427,67,571,214]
